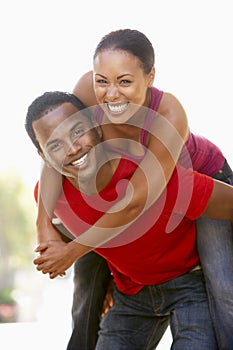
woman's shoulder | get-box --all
[154,89,189,141]
[72,70,98,106]
[157,91,187,121]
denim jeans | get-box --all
[96,270,218,350]
[66,251,112,350]
[196,159,233,349]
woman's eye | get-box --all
[120,79,131,85]
[96,79,107,85]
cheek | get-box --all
[45,152,63,169]
[94,87,104,102]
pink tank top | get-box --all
[94,87,225,175]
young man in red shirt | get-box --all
[25,91,233,349]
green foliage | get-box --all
[0,171,37,290]
[0,288,15,304]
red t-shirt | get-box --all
[34,159,214,295]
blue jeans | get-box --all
[96,270,217,349]
[196,160,233,349]
[66,252,112,350]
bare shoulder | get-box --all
[72,70,98,106]
[157,91,189,139]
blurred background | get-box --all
[0,0,232,348]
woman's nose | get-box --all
[106,84,119,100]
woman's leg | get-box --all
[67,251,112,350]
[196,160,233,348]
[197,218,233,348]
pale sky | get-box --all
[1,0,232,191]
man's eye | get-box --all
[72,128,84,138]
[49,142,61,151]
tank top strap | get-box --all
[94,105,104,125]
[140,87,164,146]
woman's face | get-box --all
[93,49,154,124]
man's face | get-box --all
[33,103,103,185]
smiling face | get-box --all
[33,102,104,189]
[93,49,155,124]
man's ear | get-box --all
[37,150,52,168]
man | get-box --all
[25,91,233,349]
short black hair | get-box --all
[25,91,91,152]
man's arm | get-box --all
[36,163,64,243]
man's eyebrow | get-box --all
[70,120,83,132]
[45,138,60,148]
[45,120,86,148]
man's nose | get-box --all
[106,84,119,100]
[66,140,81,156]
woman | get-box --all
[36,29,233,349]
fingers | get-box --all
[34,242,49,253]
[36,266,66,279]
[48,271,66,279]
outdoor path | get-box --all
[0,322,172,349]
[0,267,172,349]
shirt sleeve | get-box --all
[183,168,214,220]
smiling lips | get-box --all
[71,153,88,167]
[107,102,128,114]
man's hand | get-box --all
[34,240,92,279]
[34,240,74,278]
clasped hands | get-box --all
[33,238,115,316]
[34,239,91,279]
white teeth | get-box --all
[72,153,88,166]
[108,103,128,114]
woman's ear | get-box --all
[148,67,155,87]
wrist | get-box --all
[68,240,92,260]
[36,219,62,243]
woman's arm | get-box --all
[74,92,189,247]
[33,176,233,279]
[74,72,190,218]
[72,70,98,106]
[73,73,189,246]
[202,180,233,226]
